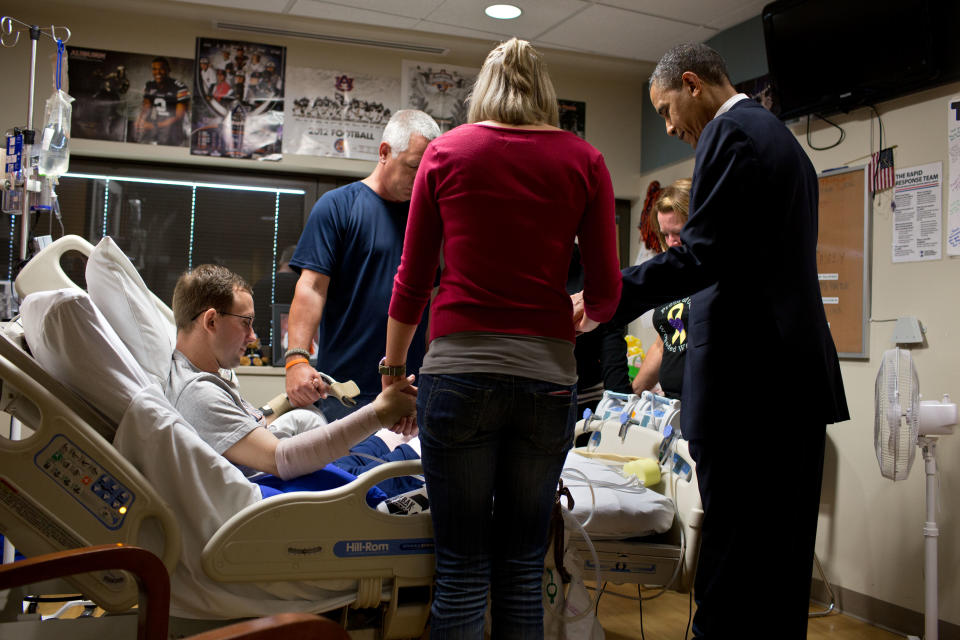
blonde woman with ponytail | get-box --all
[384,38,621,638]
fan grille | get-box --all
[875,348,919,480]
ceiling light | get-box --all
[485,4,522,20]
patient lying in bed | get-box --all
[167,264,421,503]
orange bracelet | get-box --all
[285,357,310,370]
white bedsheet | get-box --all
[561,450,675,540]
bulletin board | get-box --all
[817,166,871,358]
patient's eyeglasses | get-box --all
[189,309,255,331]
[218,311,255,331]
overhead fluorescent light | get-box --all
[64,173,305,195]
[485,4,522,20]
[214,21,448,55]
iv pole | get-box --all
[0,16,70,568]
[0,16,72,262]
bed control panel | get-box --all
[34,435,135,530]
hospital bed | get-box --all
[0,235,701,637]
[564,391,702,594]
[0,235,434,638]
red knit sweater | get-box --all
[389,123,622,344]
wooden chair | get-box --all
[0,544,350,640]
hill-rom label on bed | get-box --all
[334,538,434,557]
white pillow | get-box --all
[85,236,176,385]
[21,289,152,425]
[562,450,676,539]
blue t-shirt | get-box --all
[290,181,428,404]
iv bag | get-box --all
[38,89,74,180]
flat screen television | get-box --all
[762,0,960,120]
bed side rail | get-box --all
[203,459,434,638]
[203,459,433,585]
[13,234,92,299]
[660,438,702,592]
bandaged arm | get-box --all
[223,377,413,479]
[274,404,381,480]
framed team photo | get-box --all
[191,37,286,160]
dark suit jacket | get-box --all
[615,98,848,439]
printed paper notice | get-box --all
[892,162,942,262]
[948,96,960,256]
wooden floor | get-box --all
[31,584,905,639]
[594,581,904,640]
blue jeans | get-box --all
[417,373,576,640]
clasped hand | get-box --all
[380,374,418,437]
[570,291,599,334]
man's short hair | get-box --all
[381,110,441,156]
[152,57,171,71]
[172,264,252,331]
[649,43,730,90]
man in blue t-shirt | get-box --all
[285,110,441,419]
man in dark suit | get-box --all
[579,43,849,637]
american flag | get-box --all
[868,147,895,193]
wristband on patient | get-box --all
[274,403,381,480]
[285,357,309,370]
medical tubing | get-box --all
[636,498,684,601]
[560,464,649,530]
[634,459,686,601]
[542,506,604,624]
[585,497,685,604]
[561,460,683,600]
[50,187,64,235]
[564,472,648,494]
[55,39,63,91]
[559,466,597,529]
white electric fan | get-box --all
[875,348,956,640]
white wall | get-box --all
[632,82,960,625]
[0,0,648,198]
